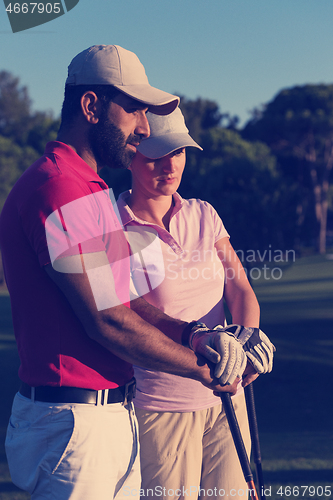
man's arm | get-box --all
[130,296,187,344]
[44,253,237,393]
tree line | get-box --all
[0,70,332,281]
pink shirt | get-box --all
[0,142,133,389]
[117,191,233,411]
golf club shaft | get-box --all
[244,383,266,500]
[220,392,259,500]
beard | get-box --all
[88,113,139,170]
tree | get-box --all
[0,136,38,211]
[26,112,60,156]
[178,99,289,254]
[0,72,60,212]
[0,70,60,151]
[0,71,60,283]
[179,96,239,143]
[0,70,32,141]
[243,85,333,254]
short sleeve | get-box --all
[202,201,230,243]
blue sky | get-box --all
[1,0,333,126]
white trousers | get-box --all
[5,392,141,500]
[135,393,251,500]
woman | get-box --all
[116,107,262,499]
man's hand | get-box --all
[214,324,276,374]
[188,324,247,385]
[209,377,240,396]
[195,354,240,395]
[241,362,259,387]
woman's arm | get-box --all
[215,237,260,385]
[215,237,260,327]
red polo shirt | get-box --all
[0,142,133,389]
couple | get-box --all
[0,44,274,499]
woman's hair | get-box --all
[59,84,121,131]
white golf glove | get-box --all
[188,324,247,385]
[214,324,276,374]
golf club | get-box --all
[220,392,259,500]
[244,383,266,500]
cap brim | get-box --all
[137,133,203,159]
[113,84,179,115]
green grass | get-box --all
[248,254,333,499]
[0,255,333,499]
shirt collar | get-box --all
[171,192,184,217]
[45,141,107,185]
[117,190,184,227]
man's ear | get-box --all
[80,91,101,124]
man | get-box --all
[0,45,247,500]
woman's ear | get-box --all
[80,91,101,124]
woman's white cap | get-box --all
[137,107,203,159]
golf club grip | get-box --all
[244,383,262,463]
[220,392,253,483]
